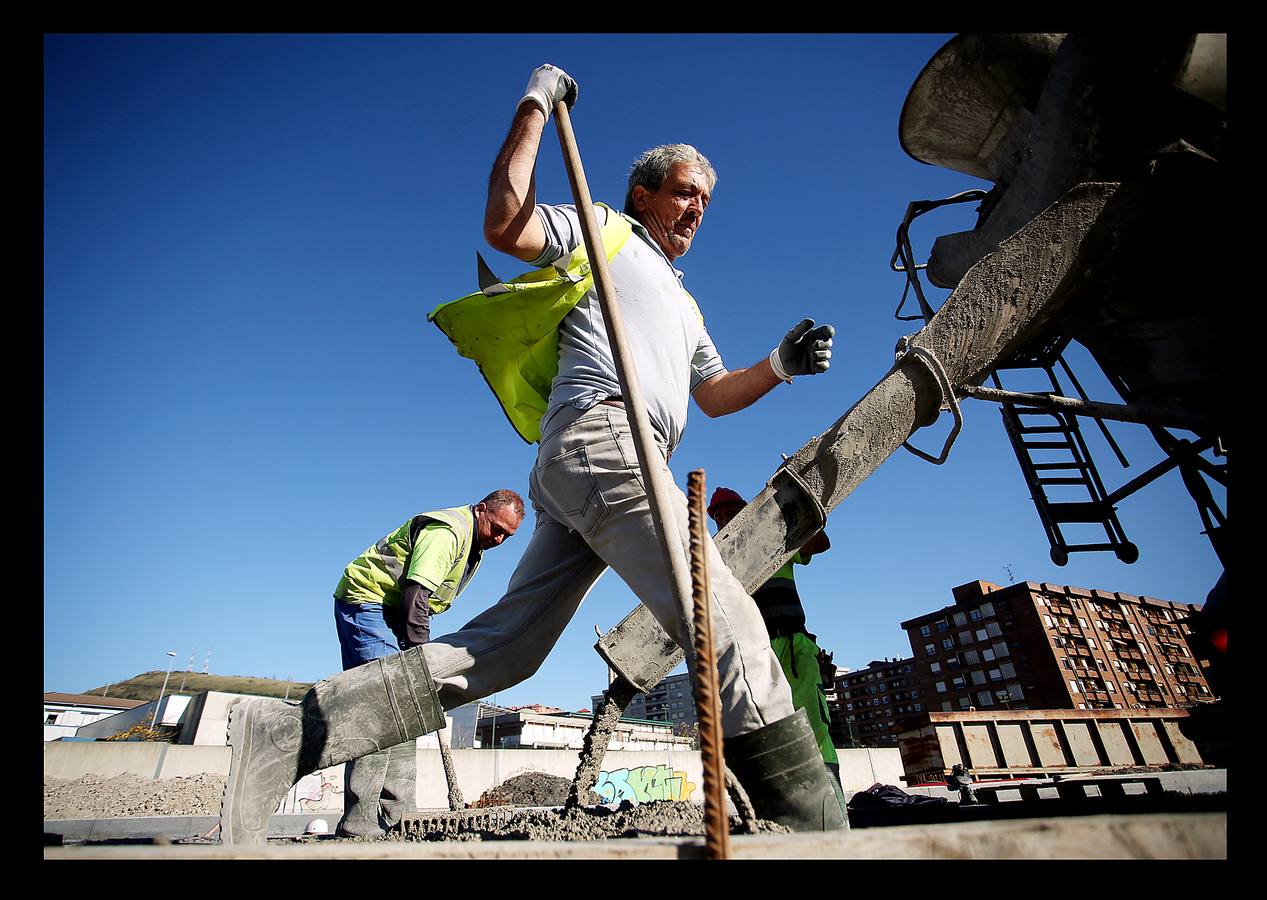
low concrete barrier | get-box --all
[46,740,906,814]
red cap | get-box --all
[707,487,746,519]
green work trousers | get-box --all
[771,632,838,765]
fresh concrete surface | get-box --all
[44,812,1226,859]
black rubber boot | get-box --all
[220,647,444,845]
[724,709,849,832]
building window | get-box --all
[941,701,953,712]
[959,630,974,646]
[1043,614,1054,627]
[936,620,949,632]
[988,668,1003,682]
[969,609,982,621]
[952,676,966,690]
[46,713,58,725]
[963,649,980,665]
[986,622,1003,638]
[975,628,989,642]
[924,643,936,656]
[952,612,968,627]
[935,681,947,694]
[930,662,941,674]
[1087,638,1097,649]
[982,647,995,662]
[971,670,986,685]
[942,638,954,651]
[920,625,931,637]
[1078,617,1089,628]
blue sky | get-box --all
[44,34,1224,710]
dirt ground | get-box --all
[44,773,227,820]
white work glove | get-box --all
[518,63,578,122]
[770,318,835,381]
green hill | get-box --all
[82,671,314,702]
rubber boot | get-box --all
[825,761,848,819]
[337,741,417,838]
[724,709,849,832]
[220,646,444,845]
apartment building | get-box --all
[830,658,921,748]
[899,580,1213,714]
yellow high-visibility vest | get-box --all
[429,204,634,444]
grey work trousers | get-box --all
[420,403,794,737]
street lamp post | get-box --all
[153,651,177,733]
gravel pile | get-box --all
[44,773,226,820]
[472,771,599,808]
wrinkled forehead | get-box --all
[671,163,714,193]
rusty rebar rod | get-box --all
[687,469,730,860]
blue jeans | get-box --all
[332,599,413,835]
[334,599,400,671]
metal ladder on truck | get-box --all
[991,337,1138,566]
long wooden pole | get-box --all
[551,102,696,643]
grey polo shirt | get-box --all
[531,203,725,452]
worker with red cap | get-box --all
[708,486,840,784]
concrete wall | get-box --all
[835,748,906,791]
[46,739,901,814]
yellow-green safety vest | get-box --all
[335,506,480,615]
[429,204,635,444]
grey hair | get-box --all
[623,144,717,216]
[479,489,525,519]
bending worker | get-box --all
[707,487,841,786]
[330,490,524,838]
[220,63,844,843]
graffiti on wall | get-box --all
[594,765,696,805]
[275,769,344,813]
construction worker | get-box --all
[219,63,843,844]
[330,490,524,838]
[707,487,842,787]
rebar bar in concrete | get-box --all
[688,470,730,860]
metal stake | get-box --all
[688,470,730,860]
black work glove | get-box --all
[770,318,835,381]
[398,580,432,650]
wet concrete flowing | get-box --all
[565,682,635,810]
